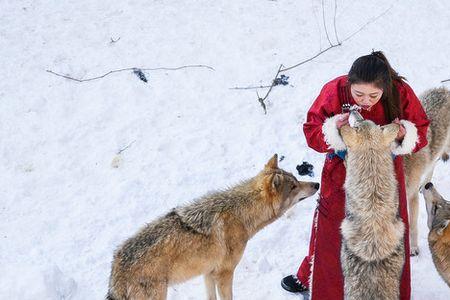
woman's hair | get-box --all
[348,50,405,122]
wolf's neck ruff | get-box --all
[345,149,398,203]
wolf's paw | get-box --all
[410,247,420,256]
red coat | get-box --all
[296,75,430,300]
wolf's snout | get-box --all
[313,183,320,190]
[424,182,433,190]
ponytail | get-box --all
[348,51,405,122]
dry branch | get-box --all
[322,0,333,46]
[257,64,284,114]
[117,140,136,155]
[229,84,273,90]
[47,64,215,83]
[333,0,340,44]
[232,1,393,113]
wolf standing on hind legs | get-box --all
[107,154,319,300]
[404,87,450,256]
[340,121,405,300]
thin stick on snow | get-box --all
[340,5,392,43]
[46,64,215,83]
[257,64,284,114]
[232,2,393,114]
[333,0,340,44]
[282,5,392,71]
[117,140,136,155]
[322,0,333,46]
[229,84,273,90]
[282,0,342,72]
[280,44,340,72]
[441,79,450,83]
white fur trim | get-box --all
[322,114,347,151]
[390,119,419,155]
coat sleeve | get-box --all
[303,84,346,153]
[391,82,430,155]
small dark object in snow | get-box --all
[273,74,289,86]
[296,161,314,177]
[279,155,285,162]
[133,68,148,83]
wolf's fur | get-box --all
[107,155,319,300]
[339,121,405,300]
[422,183,450,287]
[404,87,450,255]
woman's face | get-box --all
[350,82,383,111]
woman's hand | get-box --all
[393,118,406,142]
[336,113,350,129]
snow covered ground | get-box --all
[1,0,449,299]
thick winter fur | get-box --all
[404,87,450,255]
[339,121,405,300]
[107,155,319,300]
[422,183,450,287]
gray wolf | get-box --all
[340,121,405,300]
[404,87,450,255]
[107,154,319,300]
[422,182,450,287]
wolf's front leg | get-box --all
[204,272,217,300]
[129,279,168,300]
[147,281,168,300]
[214,270,234,300]
[408,191,420,256]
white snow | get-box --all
[1,0,449,299]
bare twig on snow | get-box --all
[232,1,393,113]
[46,64,215,83]
[117,140,136,155]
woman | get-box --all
[281,51,430,299]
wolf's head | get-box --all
[259,154,319,215]
[422,182,450,236]
[340,120,399,151]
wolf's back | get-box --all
[421,87,449,116]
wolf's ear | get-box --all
[271,173,283,192]
[265,154,278,170]
[437,220,450,236]
[381,123,400,144]
[340,125,357,147]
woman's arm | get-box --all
[303,84,347,153]
[390,82,430,155]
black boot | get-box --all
[281,275,308,293]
